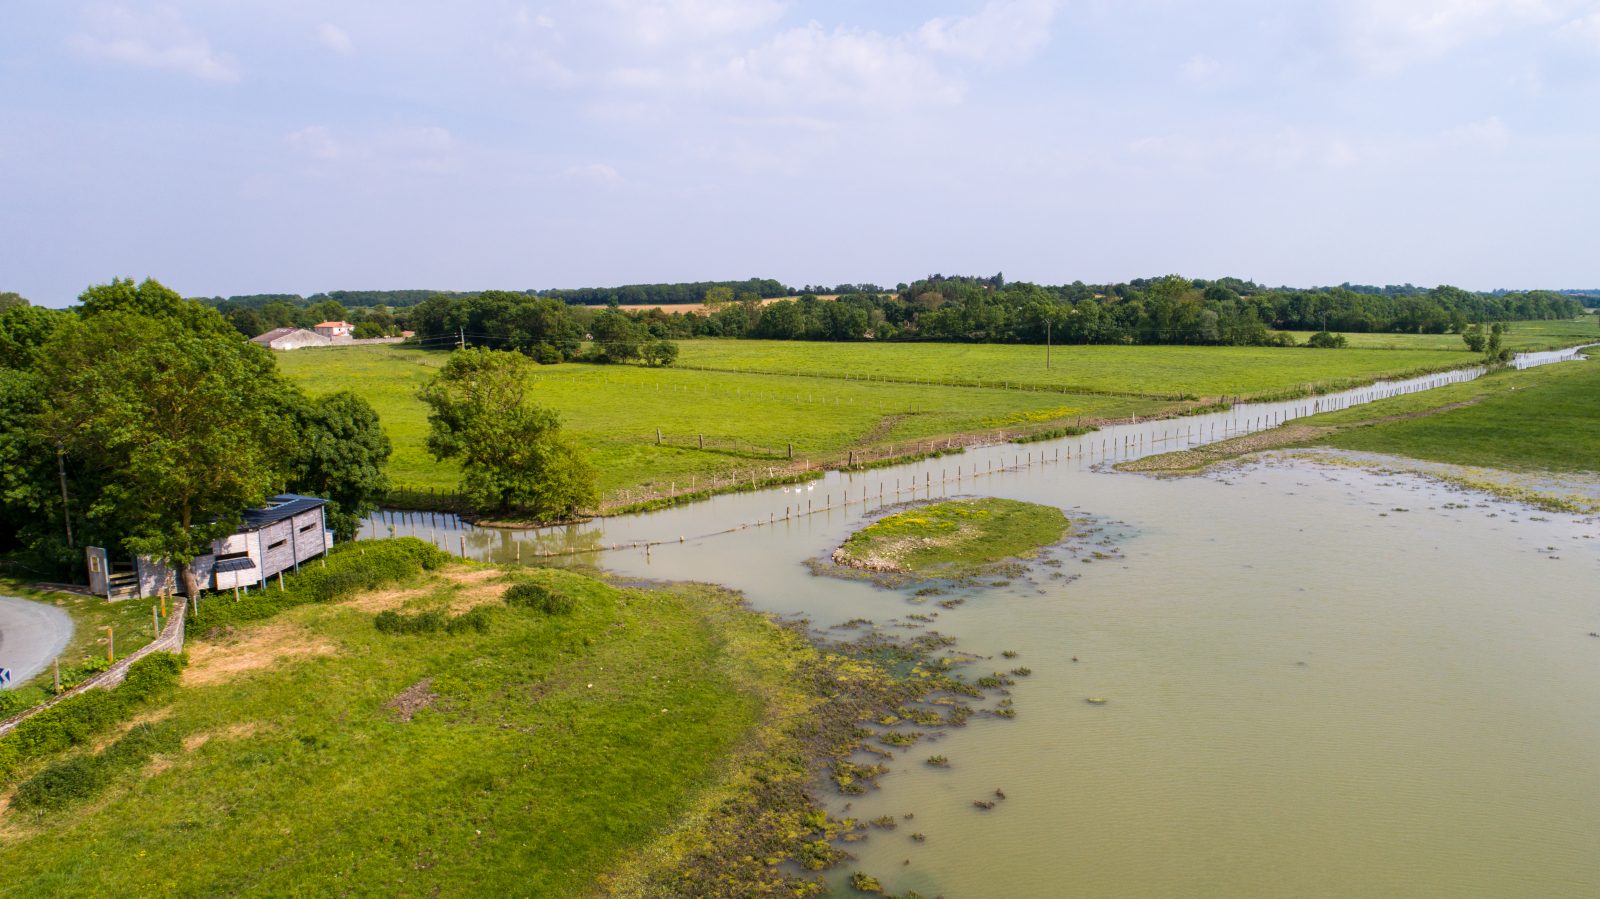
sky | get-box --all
[2,0,1598,305]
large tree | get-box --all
[418,348,596,518]
[288,391,392,540]
[38,283,299,596]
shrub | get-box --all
[12,756,99,810]
[374,606,492,636]
[504,582,576,615]
[446,606,493,634]
[1306,330,1348,349]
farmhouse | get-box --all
[86,494,334,600]
[313,320,354,341]
[251,326,331,350]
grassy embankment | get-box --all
[831,498,1069,578]
[278,340,1497,511]
[0,581,158,717]
[1121,356,1600,503]
[0,541,947,897]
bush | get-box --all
[12,755,98,810]
[504,582,576,615]
[374,606,493,636]
[1306,330,1348,349]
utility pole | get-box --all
[56,444,73,548]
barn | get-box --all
[251,327,331,351]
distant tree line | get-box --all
[185,273,1585,349]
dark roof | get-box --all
[240,494,328,530]
[250,327,301,345]
[214,557,257,573]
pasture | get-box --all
[1280,318,1597,352]
[276,346,1169,502]
[1315,355,1600,473]
[672,340,1470,399]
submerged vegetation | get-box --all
[830,498,1070,579]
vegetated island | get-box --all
[829,498,1070,582]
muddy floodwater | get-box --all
[365,349,1600,897]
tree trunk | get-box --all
[180,563,200,600]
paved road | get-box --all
[0,595,74,690]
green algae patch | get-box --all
[832,498,1070,579]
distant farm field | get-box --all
[276,346,1171,502]
[673,340,1470,399]
[1281,318,1597,352]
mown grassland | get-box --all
[0,563,850,896]
[673,340,1469,398]
[1316,356,1600,473]
[833,498,1069,577]
[1280,318,1597,352]
[1122,355,1600,481]
[277,346,1171,500]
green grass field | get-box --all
[834,498,1069,577]
[277,346,1171,501]
[0,565,817,896]
[672,340,1470,399]
[1314,357,1600,473]
[1281,318,1598,352]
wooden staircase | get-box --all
[106,572,141,601]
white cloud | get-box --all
[602,0,788,46]
[1558,10,1600,47]
[1443,115,1511,151]
[66,3,238,83]
[286,125,343,161]
[1340,0,1567,72]
[717,22,963,109]
[564,162,623,184]
[1181,54,1224,84]
[916,0,1060,64]
[285,125,459,173]
[315,23,353,55]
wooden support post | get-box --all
[153,604,160,639]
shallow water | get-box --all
[363,348,1600,896]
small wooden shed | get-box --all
[87,494,334,600]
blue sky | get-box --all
[3,1,1598,305]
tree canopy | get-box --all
[418,348,596,519]
[0,278,392,590]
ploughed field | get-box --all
[274,337,1544,509]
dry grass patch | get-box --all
[183,624,338,688]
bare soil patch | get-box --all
[387,679,438,722]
